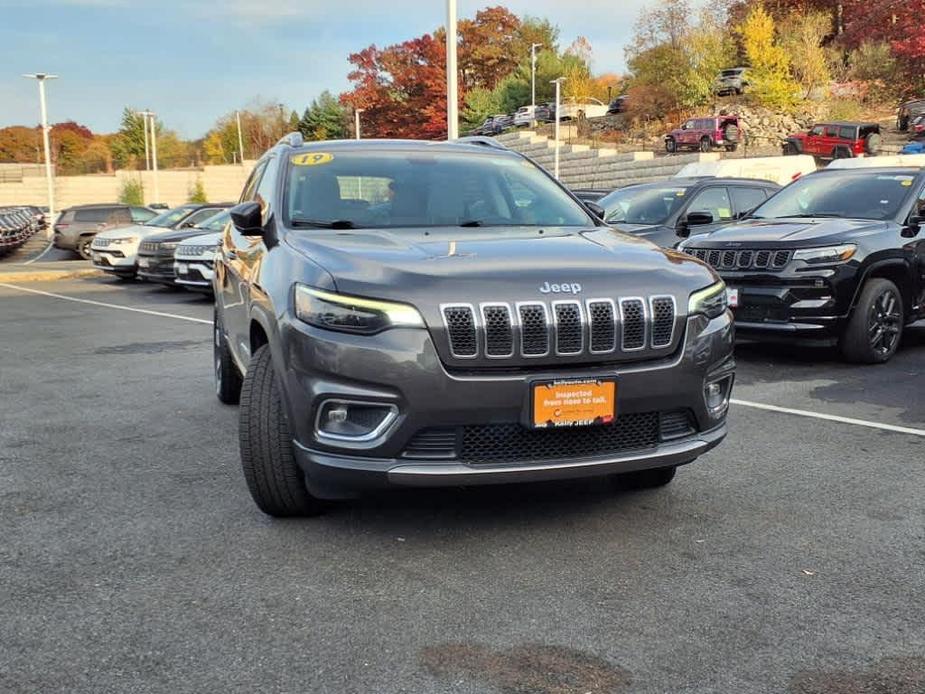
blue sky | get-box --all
[0,0,654,138]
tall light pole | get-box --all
[446,0,459,140]
[139,110,159,205]
[134,109,150,170]
[551,77,565,179]
[530,43,543,125]
[354,108,365,140]
[22,73,57,236]
[235,110,245,163]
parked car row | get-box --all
[470,97,615,135]
[0,205,45,256]
[88,202,231,291]
[585,158,925,364]
[53,203,160,259]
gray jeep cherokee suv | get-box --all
[213,135,735,516]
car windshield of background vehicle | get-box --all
[600,185,691,225]
[146,206,196,228]
[749,173,914,221]
[285,150,593,230]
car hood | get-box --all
[284,226,715,304]
[684,217,892,247]
[142,228,219,244]
[610,222,665,237]
[177,231,222,248]
[94,223,164,240]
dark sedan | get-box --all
[137,206,232,284]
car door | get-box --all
[823,125,841,156]
[681,186,735,240]
[729,185,772,219]
[911,182,925,313]
[220,160,267,364]
[805,125,825,155]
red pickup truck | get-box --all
[783,122,882,160]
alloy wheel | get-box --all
[867,289,902,358]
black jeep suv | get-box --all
[679,167,925,363]
[213,135,735,516]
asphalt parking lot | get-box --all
[2,276,924,694]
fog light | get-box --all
[315,399,398,443]
[704,375,733,418]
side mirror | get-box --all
[686,211,716,227]
[902,214,924,237]
[585,201,606,221]
[230,201,264,236]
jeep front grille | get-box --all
[685,247,792,272]
[440,296,677,360]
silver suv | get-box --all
[53,204,155,259]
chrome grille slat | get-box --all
[517,302,549,357]
[620,298,646,351]
[650,296,675,349]
[587,299,616,354]
[553,301,583,355]
[481,303,514,358]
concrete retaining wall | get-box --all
[494,131,720,190]
[0,162,256,209]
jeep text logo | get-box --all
[539,281,582,294]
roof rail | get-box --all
[277,132,304,148]
[453,136,508,151]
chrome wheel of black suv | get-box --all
[214,309,242,404]
[841,279,904,364]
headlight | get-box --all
[294,285,425,335]
[792,244,856,264]
[688,280,728,319]
[110,236,136,245]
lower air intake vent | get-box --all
[659,409,696,440]
[460,412,660,464]
[402,429,458,459]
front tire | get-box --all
[665,137,677,153]
[214,309,242,404]
[840,278,904,364]
[77,236,93,260]
[700,137,712,153]
[611,465,678,490]
[239,345,325,517]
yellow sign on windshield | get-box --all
[291,153,334,167]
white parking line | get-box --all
[731,398,925,438]
[0,282,212,325]
[22,242,54,265]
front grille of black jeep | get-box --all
[440,296,677,360]
[685,247,792,272]
[400,410,697,463]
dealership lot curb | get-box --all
[0,260,105,283]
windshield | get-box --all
[749,172,915,221]
[146,206,197,228]
[599,185,692,225]
[285,150,593,229]
[193,210,231,231]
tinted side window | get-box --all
[111,208,131,224]
[731,187,770,215]
[74,207,115,223]
[130,207,156,223]
[686,187,733,222]
[839,127,855,140]
[825,126,840,137]
[183,208,223,227]
[810,126,824,136]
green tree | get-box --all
[680,12,736,106]
[118,177,144,205]
[188,178,207,203]
[110,108,148,169]
[738,4,798,108]
[781,10,832,99]
[462,87,504,131]
[297,91,348,141]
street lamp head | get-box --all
[550,77,566,84]
[22,73,59,81]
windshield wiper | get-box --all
[291,219,357,229]
[458,220,483,227]
[783,213,842,218]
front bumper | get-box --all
[722,268,855,342]
[274,310,735,497]
[137,254,177,283]
[174,258,214,289]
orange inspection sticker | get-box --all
[532,378,616,428]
